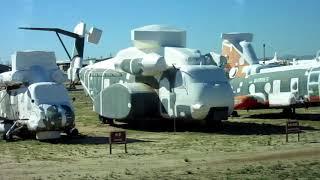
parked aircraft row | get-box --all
[0,22,319,140]
[22,23,234,126]
[210,33,320,112]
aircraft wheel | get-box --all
[3,133,13,141]
[99,115,114,125]
[205,117,223,129]
[231,111,239,117]
[66,128,79,137]
[99,115,107,124]
[282,108,293,115]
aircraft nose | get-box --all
[199,84,222,103]
[44,105,63,129]
[197,83,234,111]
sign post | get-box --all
[286,119,300,142]
[109,131,127,154]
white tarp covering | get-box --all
[131,25,186,48]
[12,51,57,71]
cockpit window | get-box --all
[186,55,217,65]
[30,84,69,105]
[174,71,184,88]
[310,73,319,83]
[181,67,228,84]
[203,54,217,66]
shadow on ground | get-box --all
[114,119,318,135]
[247,112,320,121]
[43,135,150,145]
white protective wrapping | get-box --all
[269,92,297,107]
[12,51,57,71]
[131,25,186,50]
[9,51,66,84]
[164,47,201,66]
[140,53,167,76]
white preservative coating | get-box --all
[80,24,234,124]
[0,51,77,140]
[131,25,186,50]
[17,22,234,128]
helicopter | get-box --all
[0,51,78,140]
[211,32,320,114]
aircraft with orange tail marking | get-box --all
[210,33,320,113]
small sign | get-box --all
[109,131,127,154]
[286,120,301,142]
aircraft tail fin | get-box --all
[221,33,258,78]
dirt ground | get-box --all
[0,90,320,179]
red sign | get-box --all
[110,131,126,144]
[109,131,127,154]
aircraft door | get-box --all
[159,70,181,118]
[290,78,299,93]
[273,80,281,94]
[159,77,174,118]
[308,71,320,102]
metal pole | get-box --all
[173,118,176,133]
[110,143,112,154]
[286,121,288,143]
[263,43,266,63]
[56,32,72,61]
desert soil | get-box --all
[0,90,320,179]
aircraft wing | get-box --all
[19,27,79,38]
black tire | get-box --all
[99,115,114,125]
[3,133,13,142]
[205,116,223,130]
[107,118,115,126]
[282,108,293,115]
[17,128,32,140]
[231,111,239,117]
[66,128,79,137]
[282,108,296,119]
[99,115,107,124]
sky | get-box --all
[0,0,320,62]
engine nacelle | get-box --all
[120,53,167,76]
[93,83,160,120]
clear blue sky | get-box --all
[0,0,320,62]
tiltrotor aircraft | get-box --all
[0,51,78,140]
[211,32,320,113]
[23,23,234,125]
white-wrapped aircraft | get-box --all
[0,51,78,140]
[21,23,234,126]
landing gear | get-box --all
[68,80,77,90]
[2,122,17,141]
[66,127,79,137]
[99,115,114,125]
[2,133,13,141]
[205,114,223,129]
[205,119,223,129]
[282,108,292,114]
[231,111,239,117]
[204,108,227,129]
[282,107,296,118]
